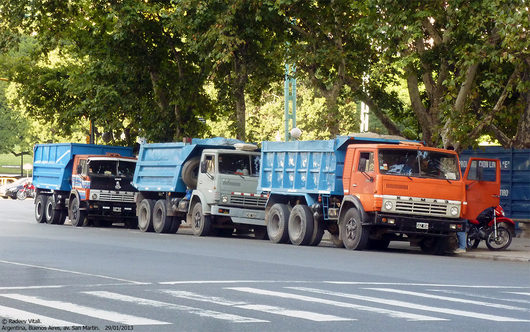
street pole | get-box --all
[284,64,297,141]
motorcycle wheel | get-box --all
[485,226,512,251]
[17,190,27,200]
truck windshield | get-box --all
[219,154,260,177]
[378,149,460,180]
[88,160,136,177]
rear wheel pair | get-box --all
[138,199,180,233]
[266,203,324,246]
[35,194,66,225]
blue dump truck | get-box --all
[133,138,266,236]
[33,143,137,227]
[134,136,496,252]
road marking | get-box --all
[0,305,81,327]
[163,290,353,322]
[84,291,267,323]
[226,287,443,321]
[159,280,306,285]
[0,294,170,326]
[366,288,530,312]
[506,292,530,296]
[0,260,149,285]
[288,287,530,322]
[429,289,530,304]
[324,281,530,289]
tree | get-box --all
[363,0,529,149]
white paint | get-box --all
[324,281,530,289]
[288,287,530,322]
[430,289,530,305]
[0,259,148,285]
[163,290,353,322]
[85,291,266,323]
[0,294,170,326]
[366,288,530,312]
[159,280,306,285]
[0,305,81,327]
[226,287,443,321]
[506,292,530,296]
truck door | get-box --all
[462,158,501,220]
[198,154,216,192]
[349,150,377,208]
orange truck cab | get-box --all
[342,143,501,252]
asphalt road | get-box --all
[1,199,529,332]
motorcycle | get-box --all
[17,182,35,200]
[467,205,515,251]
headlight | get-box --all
[221,195,229,203]
[450,206,459,216]
[384,201,393,211]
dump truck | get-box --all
[132,138,267,236]
[259,136,501,252]
[32,143,137,227]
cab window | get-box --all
[358,152,374,172]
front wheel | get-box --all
[486,226,512,250]
[68,196,87,227]
[340,208,369,250]
[191,202,211,236]
[17,190,27,200]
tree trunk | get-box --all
[405,65,434,146]
[512,89,530,148]
[232,55,248,141]
[149,68,176,141]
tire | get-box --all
[35,194,46,223]
[168,217,181,233]
[288,205,314,245]
[69,196,87,227]
[17,190,27,200]
[308,219,325,246]
[182,157,200,189]
[191,202,211,236]
[340,208,369,250]
[486,226,512,250]
[138,199,155,232]
[330,232,344,248]
[153,200,172,233]
[266,203,290,244]
[45,196,61,224]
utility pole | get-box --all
[284,64,297,141]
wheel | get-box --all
[308,219,325,246]
[45,196,61,224]
[485,226,512,250]
[68,196,87,227]
[138,199,155,232]
[35,194,46,223]
[366,239,390,250]
[153,200,172,233]
[340,208,369,250]
[330,232,344,248]
[17,190,27,200]
[254,226,269,240]
[182,157,200,189]
[288,205,314,245]
[191,202,211,236]
[266,203,290,243]
[168,217,181,233]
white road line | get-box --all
[225,287,443,321]
[324,281,530,289]
[0,260,149,285]
[430,289,530,305]
[365,288,530,312]
[159,280,305,285]
[0,294,170,326]
[0,305,81,327]
[84,291,267,323]
[506,292,530,296]
[163,290,353,322]
[288,287,530,322]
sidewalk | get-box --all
[454,236,530,263]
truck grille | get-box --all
[94,190,135,203]
[395,201,447,217]
[229,194,267,208]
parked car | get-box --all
[0,176,17,186]
[0,177,32,199]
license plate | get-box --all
[416,222,429,230]
[113,207,122,212]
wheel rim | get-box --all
[345,218,358,241]
[487,228,509,249]
[291,215,302,238]
[139,206,148,226]
[36,200,43,219]
[194,210,201,229]
[72,199,79,221]
[46,201,53,220]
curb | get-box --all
[456,252,530,263]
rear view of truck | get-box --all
[32,143,137,227]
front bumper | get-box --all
[371,212,466,236]
[87,200,136,218]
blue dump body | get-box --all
[133,138,241,193]
[460,147,530,221]
[258,136,410,196]
[33,143,133,191]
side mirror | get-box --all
[200,161,207,173]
